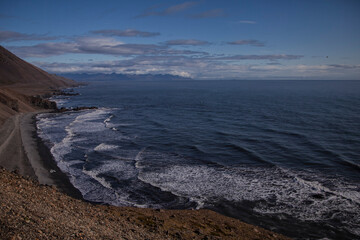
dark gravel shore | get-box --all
[0,167,290,240]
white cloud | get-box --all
[164,39,209,46]
[227,39,265,47]
[0,30,58,42]
[33,55,360,80]
[7,37,205,58]
[238,20,256,24]
[91,29,160,37]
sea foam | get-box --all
[94,143,118,152]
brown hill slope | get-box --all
[0,46,77,125]
[0,45,75,88]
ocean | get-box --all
[36,80,360,239]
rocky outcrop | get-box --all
[1,87,96,119]
[52,89,80,96]
[57,106,98,113]
[27,96,57,110]
[0,92,19,112]
[0,46,79,126]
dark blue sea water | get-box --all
[37,80,360,239]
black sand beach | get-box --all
[0,111,81,199]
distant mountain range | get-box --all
[61,73,192,82]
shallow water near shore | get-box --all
[37,80,360,239]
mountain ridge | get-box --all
[0,46,77,125]
[61,72,192,82]
[0,45,76,88]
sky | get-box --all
[1,0,360,80]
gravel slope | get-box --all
[0,167,290,240]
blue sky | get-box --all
[1,0,360,79]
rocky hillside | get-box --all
[0,46,75,88]
[0,46,77,125]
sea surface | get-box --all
[37,80,360,239]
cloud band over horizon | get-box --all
[1,0,359,80]
[2,33,359,80]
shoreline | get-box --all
[0,111,83,199]
[0,111,291,239]
[0,167,289,240]
[0,86,290,239]
[29,111,84,199]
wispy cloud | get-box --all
[190,9,225,18]
[91,29,160,37]
[215,54,303,61]
[7,37,206,58]
[35,55,360,80]
[137,1,198,17]
[0,30,58,42]
[164,39,209,46]
[33,55,214,77]
[267,62,281,65]
[238,20,256,24]
[6,34,302,66]
[249,64,360,76]
[227,39,265,47]
[327,64,360,69]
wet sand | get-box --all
[0,111,82,199]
